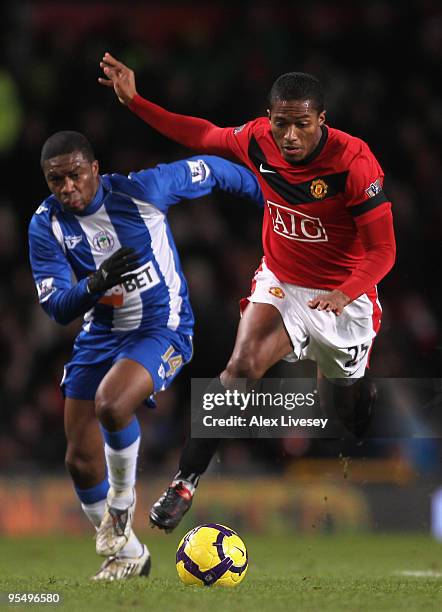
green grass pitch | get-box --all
[0,533,441,611]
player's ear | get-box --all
[267,108,271,122]
[91,160,99,177]
[318,110,326,126]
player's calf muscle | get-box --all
[65,451,105,487]
[222,352,266,382]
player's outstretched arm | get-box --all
[128,157,263,214]
[190,156,264,206]
[98,52,234,157]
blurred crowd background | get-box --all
[0,1,441,477]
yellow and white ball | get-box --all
[176,523,248,587]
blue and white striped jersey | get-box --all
[29,156,263,335]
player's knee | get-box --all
[223,353,266,383]
[94,393,123,428]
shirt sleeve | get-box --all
[128,94,254,164]
[345,142,391,225]
[337,209,396,300]
[28,213,101,325]
[128,155,264,213]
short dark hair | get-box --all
[269,72,325,113]
[40,130,95,166]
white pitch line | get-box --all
[395,570,442,578]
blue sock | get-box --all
[75,478,110,528]
[100,417,141,450]
[75,478,110,505]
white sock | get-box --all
[81,498,143,558]
[117,530,144,559]
[106,485,135,510]
[105,437,140,509]
[81,499,107,528]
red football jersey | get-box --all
[215,118,391,290]
[128,94,394,296]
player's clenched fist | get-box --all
[98,52,138,106]
[307,289,351,316]
[87,247,140,293]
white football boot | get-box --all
[96,488,136,556]
[92,543,151,581]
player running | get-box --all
[99,53,396,532]
[28,130,263,579]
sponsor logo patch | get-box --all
[233,123,246,135]
[259,163,277,174]
[36,277,56,303]
[365,178,382,198]
[92,230,114,252]
[310,178,328,200]
[98,261,161,307]
[267,200,328,242]
[99,283,124,308]
[35,205,49,215]
[269,286,285,299]
[187,159,210,183]
[64,235,83,250]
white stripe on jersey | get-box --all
[51,215,66,253]
[83,308,94,333]
[131,197,182,331]
[76,206,144,332]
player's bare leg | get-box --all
[64,397,150,579]
[65,398,112,531]
[94,359,153,557]
[150,302,293,531]
[65,399,106,490]
[221,302,293,384]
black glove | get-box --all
[87,247,140,293]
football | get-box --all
[176,523,248,587]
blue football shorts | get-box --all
[61,327,193,405]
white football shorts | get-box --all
[243,259,382,380]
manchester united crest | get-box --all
[310,178,328,200]
[269,286,285,299]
